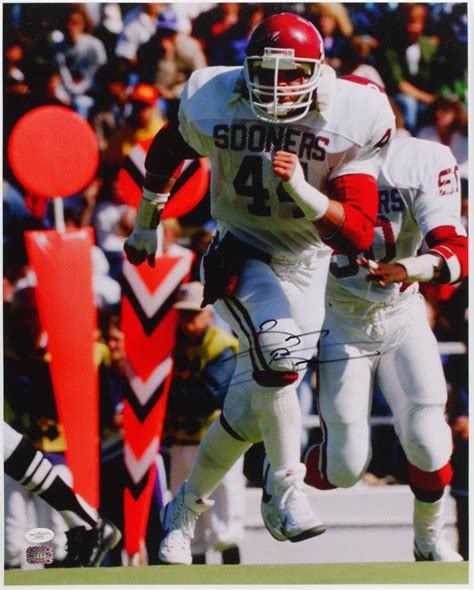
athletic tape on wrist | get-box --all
[282,163,329,220]
[396,254,441,282]
[136,189,169,229]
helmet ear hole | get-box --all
[244,13,325,123]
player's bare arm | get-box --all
[273,151,377,253]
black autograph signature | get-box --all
[214,318,381,392]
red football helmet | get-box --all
[244,13,325,123]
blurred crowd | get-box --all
[3,2,469,565]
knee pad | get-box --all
[402,405,452,471]
[320,421,372,488]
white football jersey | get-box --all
[178,66,395,259]
[328,137,466,302]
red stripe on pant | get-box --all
[304,444,337,490]
[408,462,453,490]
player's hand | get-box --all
[357,257,408,287]
[124,227,158,267]
[273,151,299,182]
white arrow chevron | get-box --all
[125,356,173,406]
[124,438,159,484]
[122,249,193,318]
[128,143,147,175]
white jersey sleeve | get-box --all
[178,66,242,157]
[409,143,465,238]
[327,76,395,181]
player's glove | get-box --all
[124,188,169,267]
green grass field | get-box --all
[4,562,469,585]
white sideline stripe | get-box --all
[124,438,159,484]
[123,252,193,318]
[125,357,173,406]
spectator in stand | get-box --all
[3,181,48,272]
[91,3,124,61]
[427,3,467,105]
[3,31,27,89]
[89,59,131,154]
[192,4,264,67]
[169,3,216,36]
[164,282,245,564]
[417,97,468,175]
[52,5,107,118]
[447,354,469,561]
[115,3,164,65]
[378,3,439,134]
[50,5,107,119]
[102,82,165,167]
[91,168,137,279]
[306,3,353,71]
[136,14,207,124]
[338,35,384,86]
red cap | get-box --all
[129,83,158,106]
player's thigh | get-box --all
[318,312,375,483]
[215,258,321,380]
[378,295,447,409]
[318,311,375,424]
[377,297,451,468]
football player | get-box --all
[304,137,467,561]
[124,12,395,564]
[4,421,121,567]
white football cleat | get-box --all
[261,456,325,542]
[159,485,214,565]
[413,496,463,562]
[414,537,463,562]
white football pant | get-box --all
[213,246,330,447]
[318,289,452,486]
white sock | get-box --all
[252,387,302,471]
[186,419,251,498]
[414,495,445,551]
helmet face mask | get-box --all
[243,14,325,123]
[244,48,322,123]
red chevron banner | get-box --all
[118,138,209,218]
[121,249,194,557]
[24,228,99,506]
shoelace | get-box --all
[278,481,312,523]
[169,494,198,539]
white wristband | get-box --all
[396,254,442,282]
[136,189,170,229]
[282,161,329,220]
